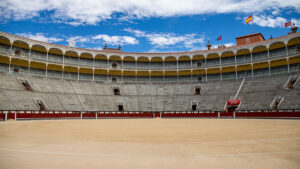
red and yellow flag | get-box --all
[246,16,252,24]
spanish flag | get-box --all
[246,16,253,24]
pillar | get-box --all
[10,43,13,55]
[28,61,30,76]
[77,68,80,81]
[251,64,254,77]
[46,49,49,62]
[62,53,65,80]
[234,54,237,65]
[29,47,31,59]
[46,64,48,78]
[268,61,271,76]
[8,57,11,73]
[4,112,7,121]
[92,69,95,82]
[287,58,290,72]
[205,69,207,82]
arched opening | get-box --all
[123,56,136,69]
[236,64,252,78]
[47,64,63,78]
[79,67,93,81]
[30,61,47,77]
[31,44,47,61]
[252,45,268,61]
[79,52,93,67]
[220,51,235,65]
[178,55,191,69]
[164,56,177,69]
[206,53,220,66]
[270,58,288,74]
[12,40,30,58]
[63,66,78,80]
[11,58,29,74]
[0,55,9,72]
[287,37,300,55]
[94,54,108,68]
[269,42,286,58]
[0,35,11,56]
[65,50,79,66]
[236,49,251,64]
[48,48,63,63]
[94,68,107,82]
[109,55,121,69]
[137,56,149,70]
[150,57,163,70]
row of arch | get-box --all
[2,54,299,76]
[0,32,299,61]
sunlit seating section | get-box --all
[30,50,47,61]
[178,61,191,69]
[164,61,177,69]
[236,54,251,64]
[122,61,136,69]
[47,53,63,63]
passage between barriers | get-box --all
[0,110,300,121]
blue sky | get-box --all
[0,0,300,53]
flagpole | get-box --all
[252,17,254,34]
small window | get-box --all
[196,61,201,67]
[112,62,117,68]
[114,88,120,95]
[286,77,297,89]
[191,104,197,111]
[36,100,46,111]
[197,75,202,81]
[194,87,201,95]
[15,49,22,56]
[112,76,117,82]
[296,45,300,52]
[272,99,280,110]
[118,104,124,111]
[271,96,283,110]
[13,67,21,73]
[20,79,32,91]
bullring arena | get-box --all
[0,27,300,168]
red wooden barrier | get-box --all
[236,111,300,118]
[220,112,233,118]
[162,112,218,118]
[1,110,299,120]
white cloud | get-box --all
[212,42,235,49]
[92,34,139,45]
[124,28,206,48]
[249,15,300,28]
[67,36,89,43]
[253,15,287,28]
[1,0,300,25]
[16,33,63,43]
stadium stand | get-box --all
[0,30,299,119]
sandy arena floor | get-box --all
[0,119,299,169]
